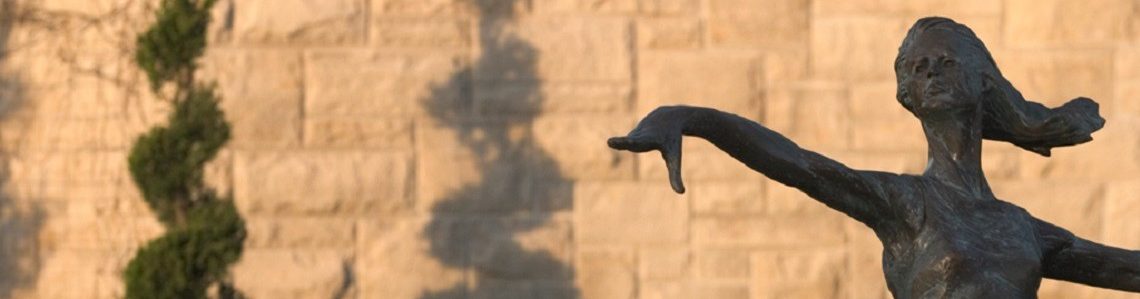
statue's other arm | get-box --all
[1037,218,1140,292]
[609,106,907,226]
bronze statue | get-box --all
[608,17,1140,298]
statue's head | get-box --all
[894,17,1106,156]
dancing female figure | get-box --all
[608,17,1139,298]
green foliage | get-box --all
[126,0,244,298]
[128,86,229,226]
[135,0,218,91]
[123,199,246,299]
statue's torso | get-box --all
[881,177,1044,299]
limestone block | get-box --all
[690,181,765,215]
[532,115,637,180]
[812,0,1000,17]
[574,182,689,244]
[992,49,1113,110]
[852,117,926,151]
[752,249,848,299]
[692,216,844,248]
[244,217,356,249]
[475,81,632,115]
[200,49,303,149]
[40,0,133,15]
[372,18,472,48]
[18,71,134,121]
[5,151,145,202]
[707,0,809,48]
[1105,179,1140,249]
[1005,0,1131,47]
[847,248,892,299]
[531,0,638,14]
[305,50,467,117]
[35,250,121,299]
[639,281,749,299]
[1113,46,1140,116]
[576,248,636,299]
[638,0,700,16]
[233,0,364,45]
[811,17,910,82]
[40,214,162,252]
[303,117,413,149]
[1015,117,1140,180]
[848,81,927,151]
[415,118,573,214]
[980,149,1021,180]
[466,215,574,280]
[1115,81,1140,118]
[992,181,1104,238]
[232,249,353,299]
[764,83,850,150]
[638,52,762,118]
[639,247,690,280]
[463,279,578,299]
[637,18,702,49]
[357,217,467,299]
[373,0,471,17]
[697,249,750,280]
[763,48,810,83]
[477,17,631,82]
[233,151,412,216]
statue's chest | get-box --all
[884,198,1044,298]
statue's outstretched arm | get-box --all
[609,105,906,225]
[1037,218,1140,292]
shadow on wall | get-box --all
[420,0,578,298]
[0,0,45,298]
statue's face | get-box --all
[901,29,986,116]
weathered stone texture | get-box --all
[576,248,636,299]
[232,250,354,299]
[693,216,845,248]
[574,182,689,244]
[639,247,691,280]
[372,18,472,48]
[994,181,1105,238]
[305,50,468,118]
[233,151,413,216]
[638,52,762,118]
[764,83,850,150]
[707,0,809,48]
[233,0,365,45]
[478,17,631,82]
[637,18,703,49]
[200,49,303,149]
[356,218,467,299]
[304,117,413,149]
[752,249,848,299]
[811,17,911,81]
[1004,0,1132,47]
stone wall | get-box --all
[1,0,1140,298]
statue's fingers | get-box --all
[607,136,657,152]
[662,138,685,194]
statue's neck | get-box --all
[920,109,992,198]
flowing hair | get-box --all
[895,17,1105,156]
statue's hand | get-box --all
[607,106,692,194]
